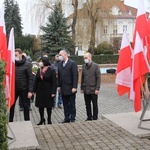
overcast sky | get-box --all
[124,0,150,12]
[0,0,38,35]
[0,0,72,35]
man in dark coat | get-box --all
[51,54,63,108]
[9,48,33,122]
[58,50,78,123]
[81,52,101,121]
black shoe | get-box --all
[85,118,92,121]
[60,120,70,123]
[37,118,45,125]
[48,121,52,124]
[48,119,52,124]
[70,120,75,123]
[58,105,63,109]
[19,107,24,111]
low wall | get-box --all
[78,64,117,84]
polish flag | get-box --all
[0,6,10,101]
[131,31,150,112]
[132,0,149,49]
[7,28,15,109]
[0,6,7,61]
[146,18,150,63]
[115,30,132,96]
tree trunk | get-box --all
[72,0,78,55]
[88,18,96,55]
[86,0,98,55]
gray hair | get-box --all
[60,50,68,56]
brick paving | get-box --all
[34,120,150,150]
[12,83,150,150]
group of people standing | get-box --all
[9,48,101,125]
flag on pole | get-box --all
[115,30,132,96]
[0,6,7,61]
[146,18,150,63]
[0,6,10,101]
[132,0,149,49]
[131,31,150,112]
[132,0,149,48]
[7,28,15,109]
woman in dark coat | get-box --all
[34,57,56,125]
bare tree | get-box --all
[83,0,121,54]
[86,0,100,54]
[26,0,62,34]
[71,0,78,43]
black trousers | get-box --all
[19,96,31,107]
[9,89,30,122]
[62,94,76,122]
[38,107,52,123]
[84,94,98,120]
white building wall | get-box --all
[94,17,135,47]
[67,7,136,53]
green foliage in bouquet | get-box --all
[0,60,8,149]
[32,65,39,74]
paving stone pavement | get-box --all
[12,83,150,150]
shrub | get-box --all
[103,50,114,54]
[0,60,8,149]
[70,55,118,65]
[94,42,114,55]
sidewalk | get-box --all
[9,83,150,149]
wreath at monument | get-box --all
[0,60,8,149]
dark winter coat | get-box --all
[51,61,59,74]
[58,59,78,95]
[81,62,101,94]
[15,56,33,92]
[34,67,56,108]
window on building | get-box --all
[77,42,82,50]
[113,25,117,34]
[104,25,108,34]
[123,25,127,32]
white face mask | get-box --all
[15,56,20,61]
[84,59,89,64]
[59,56,63,61]
[39,62,44,68]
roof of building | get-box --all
[67,0,137,20]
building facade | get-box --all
[67,1,137,55]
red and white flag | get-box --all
[7,28,15,109]
[130,31,150,112]
[115,30,132,96]
[146,17,150,63]
[132,0,149,48]
[0,6,10,101]
[0,6,7,61]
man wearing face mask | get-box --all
[51,54,63,109]
[81,52,101,121]
[18,52,32,111]
[9,48,33,122]
[58,50,78,123]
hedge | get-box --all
[0,60,8,149]
[69,54,119,65]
